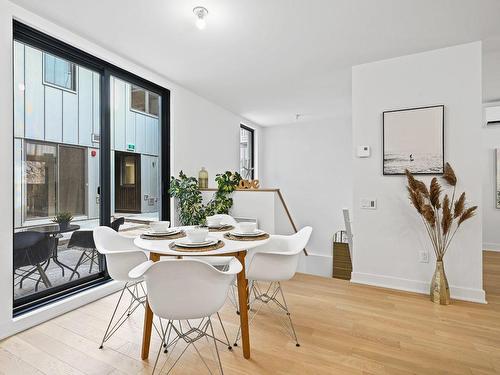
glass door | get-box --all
[110,76,162,223]
[13,38,104,313]
[13,21,170,315]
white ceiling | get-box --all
[11,0,500,126]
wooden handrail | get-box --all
[200,188,309,256]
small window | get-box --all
[130,85,160,117]
[131,85,146,113]
[240,125,255,179]
[43,52,77,91]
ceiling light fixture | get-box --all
[193,6,208,30]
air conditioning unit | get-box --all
[485,106,500,125]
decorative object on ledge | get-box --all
[169,170,242,226]
[384,105,444,175]
[332,230,352,280]
[52,211,73,231]
[198,167,208,189]
[405,163,477,305]
[238,179,260,189]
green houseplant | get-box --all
[169,170,242,225]
[405,163,477,305]
[52,211,73,231]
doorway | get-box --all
[115,152,141,213]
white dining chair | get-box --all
[130,258,242,375]
[93,226,160,349]
[234,226,312,347]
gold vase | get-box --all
[430,260,450,305]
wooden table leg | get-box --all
[141,252,160,360]
[236,251,251,359]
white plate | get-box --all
[230,229,266,237]
[144,228,182,236]
[175,238,218,248]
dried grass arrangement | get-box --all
[405,163,477,304]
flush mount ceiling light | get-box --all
[193,6,208,30]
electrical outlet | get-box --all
[419,250,429,263]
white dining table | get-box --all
[133,227,270,361]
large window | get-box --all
[25,142,57,220]
[240,125,255,179]
[13,21,170,315]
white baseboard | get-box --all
[297,252,332,277]
[351,271,487,304]
[483,243,500,252]
[0,280,123,341]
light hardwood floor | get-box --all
[1,251,499,374]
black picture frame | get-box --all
[382,104,445,176]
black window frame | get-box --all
[240,124,255,179]
[12,20,171,316]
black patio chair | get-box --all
[68,217,125,280]
[14,231,53,291]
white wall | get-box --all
[351,42,485,303]
[260,118,353,276]
[482,102,500,251]
[0,0,259,339]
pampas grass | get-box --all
[405,164,477,260]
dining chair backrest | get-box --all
[131,258,241,320]
[13,231,52,268]
[68,230,95,249]
[93,226,147,282]
[111,217,125,232]
[247,226,313,282]
[207,214,238,226]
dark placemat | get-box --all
[223,232,270,241]
[140,231,186,240]
[169,240,225,253]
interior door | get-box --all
[115,152,141,212]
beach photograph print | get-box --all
[383,105,444,175]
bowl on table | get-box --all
[186,227,209,243]
[206,216,224,228]
[238,222,258,234]
[149,221,170,233]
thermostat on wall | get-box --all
[357,145,371,158]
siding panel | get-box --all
[14,41,25,138]
[63,90,78,144]
[92,72,100,146]
[25,46,44,140]
[78,67,93,146]
[113,79,126,151]
[44,86,62,142]
[135,113,145,153]
[125,83,136,150]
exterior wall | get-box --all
[14,42,161,225]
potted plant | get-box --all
[169,170,242,225]
[405,163,477,305]
[52,212,73,231]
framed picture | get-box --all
[496,149,500,209]
[383,105,444,175]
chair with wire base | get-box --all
[234,227,312,348]
[67,230,99,281]
[130,258,242,375]
[93,226,161,349]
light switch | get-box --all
[360,199,377,209]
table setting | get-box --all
[133,216,271,361]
